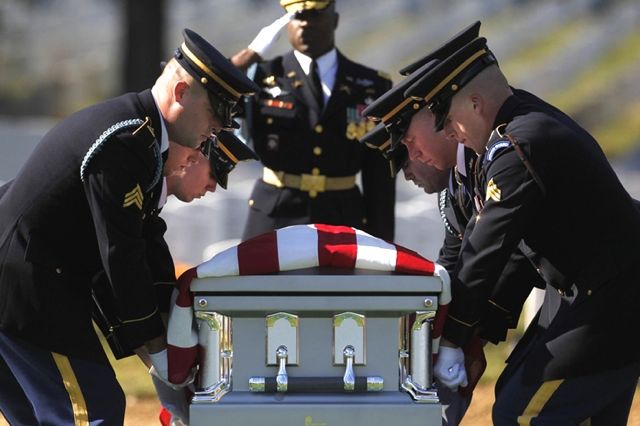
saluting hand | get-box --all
[248,12,295,59]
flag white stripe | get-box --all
[354,229,397,270]
[278,224,319,271]
[197,246,239,277]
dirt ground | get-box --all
[2,384,640,425]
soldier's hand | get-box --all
[248,12,294,59]
[434,346,468,391]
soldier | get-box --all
[167,132,258,202]
[0,29,258,425]
[231,0,396,241]
[361,63,543,425]
[405,25,640,424]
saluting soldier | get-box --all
[0,29,258,425]
[404,24,640,425]
[231,0,396,241]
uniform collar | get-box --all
[151,92,169,153]
[293,48,337,80]
[492,94,522,130]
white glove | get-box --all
[434,346,468,391]
[151,369,190,425]
[248,12,294,58]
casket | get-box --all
[168,225,448,426]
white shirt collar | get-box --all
[456,143,467,177]
[293,48,338,101]
[293,48,337,75]
[158,177,168,209]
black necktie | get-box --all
[310,60,324,109]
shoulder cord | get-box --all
[438,189,463,240]
[505,134,547,197]
[80,118,162,194]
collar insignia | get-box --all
[485,178,501,202]
[123,184,144,210]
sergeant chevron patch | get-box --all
[486,178,501,202]
[123,184,144,210]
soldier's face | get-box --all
[169,152,217,202]
[402,109,457,171]
[172,82,224,150]
[445,94,487,154]
[402,159,449,194]
[287,6,338,58]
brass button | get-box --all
[309,190,318,198]
[314,124,323,134]
[311,167,320,175]
[587,289,592,296]
[248,199,255,207]
[266,117,274,125]
[313,146,322,156]
[55,267,62,275]
[362,218,368,225]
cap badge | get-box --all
[123,184,144,210]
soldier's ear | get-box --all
[470,94,483,115]
[174,81,190,104]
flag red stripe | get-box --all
[395,245,435,275]
[237,231,279,275]
[176,268,198,307]
[316,224,357,268]
[167,344,198,384]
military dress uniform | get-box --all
[405,30,640,424]
[436,145,546,345]
[360,60,545,346]
[243,49,395,241]
[0,27,259,425]
[0,90,166,424]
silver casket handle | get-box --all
[249,345,383,393]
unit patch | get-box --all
[485,178,501,202]
[486,141,511,162]
[123,184,144,210]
